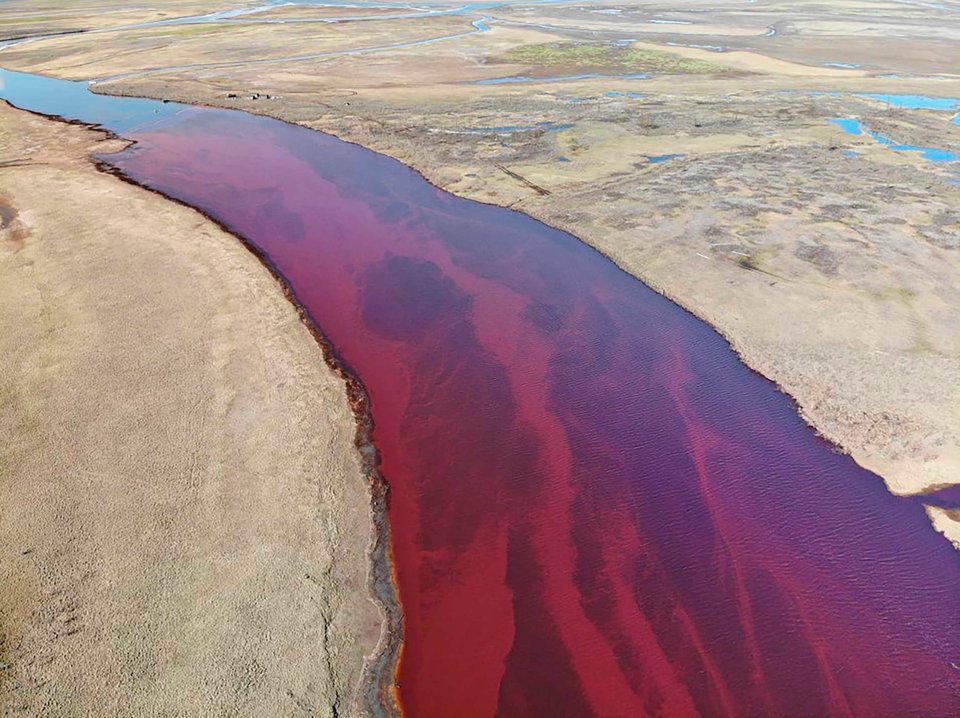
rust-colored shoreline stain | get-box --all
[4,71,957,716]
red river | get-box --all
[4,70,957,716]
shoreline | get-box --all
[82,77,960,503]
[94,140,408,718]
[9,71,958,704]
[96,150,407,718]
[0,99,403,717]
[0,103,385,714]
[99,148,408,718]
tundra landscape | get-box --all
[0,0,958,716]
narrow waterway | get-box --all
[2,69,957,717]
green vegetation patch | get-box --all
[497,42,726,74]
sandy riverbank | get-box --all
[0,103,382,715]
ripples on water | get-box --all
[2,69,958,717]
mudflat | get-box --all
[0,104,380,715]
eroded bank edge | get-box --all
[0,99,404,718]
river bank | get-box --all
[3,68,954,715]
[2,0,958,509]
[0,102,382,715]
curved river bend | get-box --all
[2,70,957,717]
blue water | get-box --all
[830,117,959,164]
[857,94,960,126]
[648,153,685,164]
[605,91,644,100]
[858,94,959,111]
[0,68,191,132]
[831,118,863,135]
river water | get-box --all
[2,69,958,716]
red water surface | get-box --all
[110,110,959,716]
